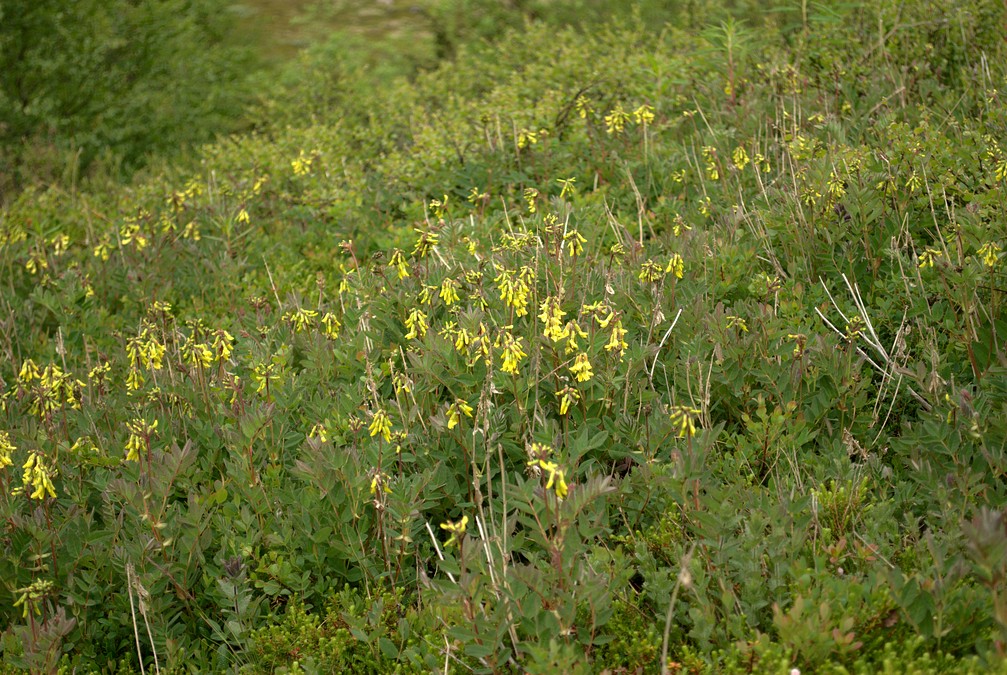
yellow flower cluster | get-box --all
[496,330,527,375]
[439,278,460,306]
[283,308,318,333]
[125,418,158,462]
[556,385,581,415]
[253,362,278,395]
[977,241,1001,269]
[639,259,665,283]
[412,228,440,259]
[369,408,393,443]
[604,103,630,135]
[446,398,474,430]
[388,249,410,279]
[702,146,719,180]
[291,149,317,176]
[527,444,569,500]
[19,362,83,420]
[321,312,341,339]
[569,352,593,383]
[494,266,535,317]
[126,327,166,391]
[22,451,57,500]
[440,515,468,547]
[181,336,214,368]
[669,405,701,439]
[538,296,567,342]
[405,308,429,340]
[0,431,15,469]
[732,146,750,171]
[523,187,539,213]
[308,423,328,443]
[604,319,629,357]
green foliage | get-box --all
[1,0,1007,671]
[0,0,257,200]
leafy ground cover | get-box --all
[1,0,1007,672]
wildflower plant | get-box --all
[1,3,1006,673]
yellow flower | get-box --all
[468,323,492,367]
[918,247,942,269]
[12,580,52,619]
[605,320,629,357]
[732,146,750,171]
[212,330,235,362]
[669,405,701,439]
[604,104,630,135]
[556,385,580,415]
[321,312,341,339]
[828,172,846,198]
[787,333,807,358]
[446,398,474,430]
[440,515,468,547]
[561,320,588,355]
[404,308,428,340]
[308,423,328,443]
[93,238,112,261]
[412,228,439,258]
[665,254,684,279]
[253,362,278,395]
[0,430,15,469]
[291,150,315,176]
[557,176,577,198]
[467,187,489,204]
[120,222,149,250]
[388,249,410,279]
[517,129,539,149]
[539,296,567,342]
[124,418,158,462]
[284,308,318,333]
[368,408,393,443]
[236,208,250,225]
[977,241,1001,269]
[995,158,1007,183]
[845,316,865,343]
[21,452,56,500]
[429,195,449,220]
[497,331,526,375]
[18,359,40,384]
[702,146,719,181]
[182,221,201,241]
[672,214,692,236]
[726,315,748,332]
[370,471,391,496]
[527,458,568,500]
[452,326,472,355]
[639,259,665,283]
[494,267,534,317]
[564,229,587,257]
[393,372,412,394]
[633,104,655,126]
[126,367,144,392]
[523,187,539,213]
[181,337,213,368]
[569,352,593,382]
[440,278,460,306]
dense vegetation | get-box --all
[0,0,257,202]
[2,0,1007,672]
